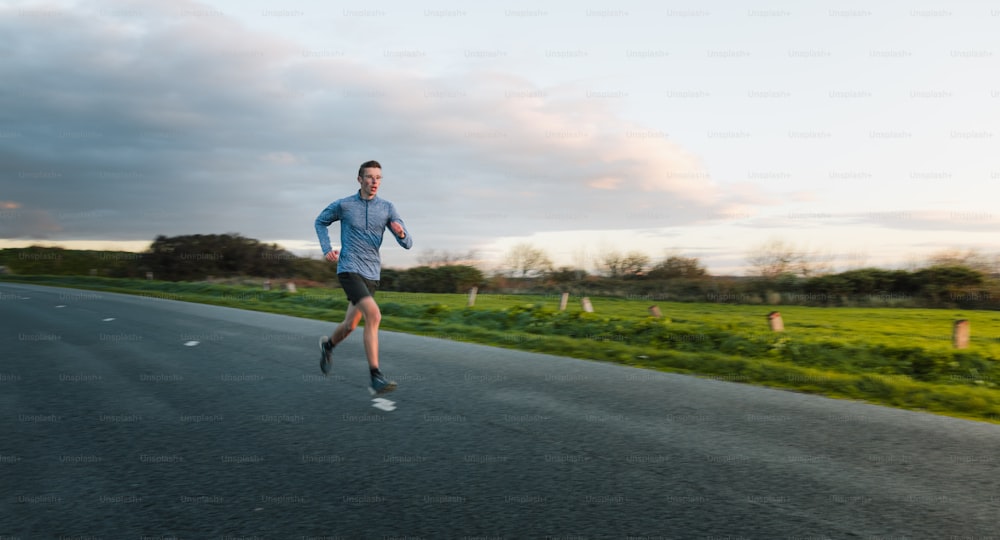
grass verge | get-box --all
[3,275,998,424]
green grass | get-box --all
[4,275,999,424]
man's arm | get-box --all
[314,202,341,257]
[387,204,413,249]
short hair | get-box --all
[358,160,382,177]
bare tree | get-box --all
[598,250,650,278]
[417,249,478,268]
[598,250,625,278]
[746,239,807,278]
[747,239,833,278]
[504,243,553,278]
[801,249,835,277]
[570,245,591,280]
[649,253,707,279]
[926,248,994,273]
[621,250,651,277]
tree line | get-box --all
[1,234,996,309]
[0,234,310,281]
[0,234,486,294]
[490,242,996,309]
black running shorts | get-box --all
[338,272,379,305]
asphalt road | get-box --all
[2,282,999,539]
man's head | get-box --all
[357,160,382,199]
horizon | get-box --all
[2,0,998,276]
[1,237,994,278]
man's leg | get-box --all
[330,301,363,346]
[353,296,383,370]
[354,295,395,394]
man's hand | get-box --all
[325,250,340,263]
[389,221,405,239]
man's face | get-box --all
[358,167,381,198]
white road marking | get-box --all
[184,341,200,347]
[55,305,66,308]
[103,318,115,322]
[371,398,396,411]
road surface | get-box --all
[2,283,998,538]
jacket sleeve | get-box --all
[387,203,413,250]
[314,202,340,255]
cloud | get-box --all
[742,209,1000,233]
[587,177,622,190]
[848,210,1000,232]
[0,0,761,260]
[261,152,305,166]
[0,206,62,239]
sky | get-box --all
[1,0,998,275]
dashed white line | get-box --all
[184,341,200,347]
[372,398,397,412]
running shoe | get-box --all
[319,336,333,375]
[370,371,398,396]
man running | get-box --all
[314,160,413,395]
